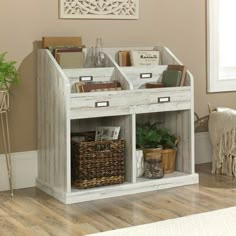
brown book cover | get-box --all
[56,52,85,69]
[55,47,83,54]
[145,83,165,89]
[42,37,82,48]
[118,51,131,66]
[76,81,121,93]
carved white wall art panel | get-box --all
[59,0,139,19]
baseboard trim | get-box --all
[195,132,212,164]
[0,150,38,191]
[36,178,66,203]
[0,143,206,194]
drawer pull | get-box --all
[95,101,109,108]
[158,97,170,103]
[79,76,93,82]
[140,73,152,79]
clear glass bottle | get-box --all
[94,38,105,68]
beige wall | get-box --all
[0,0,236,153]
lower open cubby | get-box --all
[136,110,194,179]
[63,109,198,204]
[70,114,134,189]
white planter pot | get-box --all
[136,149,144,177]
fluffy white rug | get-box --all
[88,206,236,236]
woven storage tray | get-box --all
[71,138,125,189]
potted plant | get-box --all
[136,121,179,174]
[136,121,177,149]
[0,52,19,110]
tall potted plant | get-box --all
[0,52,19,110]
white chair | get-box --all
[0,90,13,197]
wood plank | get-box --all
[37,49,70,193]
[70,88,191,111]
[70,107,132,119]
[124,116,133,182]
[176,111,184,171]
[1,165,227,236]
[182,110,191,173]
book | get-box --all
[95,127,120,141]
[55,47,83,54]
[55,52,85,69]
[130,50,160,66]
[75,81,121,93]
[167,64,187,86]
[48,46,84,57]
[145,83,165,89]
[42,36,82,48]
[162,70,182,87]
[118,51,131,66]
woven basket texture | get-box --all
[71,139,125,189]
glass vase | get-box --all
[94,38,105,68]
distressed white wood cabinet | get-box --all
[37,46,199,204]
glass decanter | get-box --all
[84,47,95,68]
[94,38,105,68]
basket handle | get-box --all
[175,137,180,146]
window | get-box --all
[207,0,236,92]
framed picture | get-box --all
[59,0,139,19]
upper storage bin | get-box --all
[103,46,192,88]
[64,67,133,119]
[119,66,167,89]
[64,67,131,93]
[103,46,180,66]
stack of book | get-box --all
[42,36,86,69]
[53,47,85,69]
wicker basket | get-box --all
[161,149,176,174]
[71,138,125,189]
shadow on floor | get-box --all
[196,162,236,189]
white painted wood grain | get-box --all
[37,46,197,204]
[38,49,70,193]
[65,173,199,204]
[120,65,167,89]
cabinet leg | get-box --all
[1,112,13,198]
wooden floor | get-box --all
[1,163,236,236]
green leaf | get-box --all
[0,52,19,90]
[136,121,177,149]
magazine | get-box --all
[95,126,120,141]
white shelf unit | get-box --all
[37,46,199,204]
